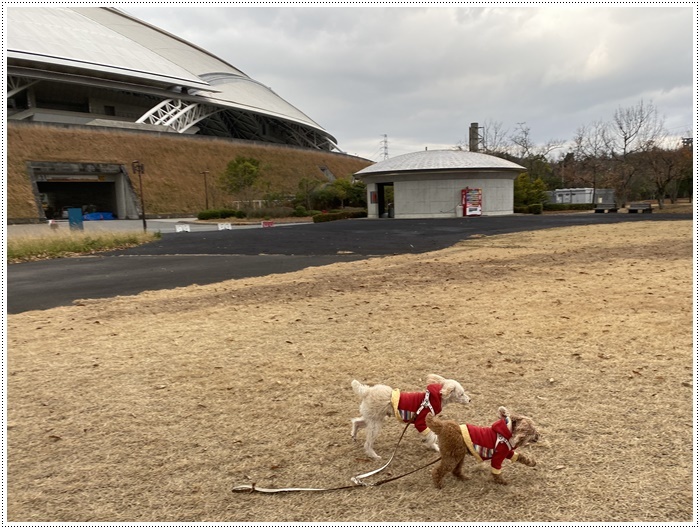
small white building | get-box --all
[355,150,525,219]
[551,188,615,204]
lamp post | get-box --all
[132,160,147,232]
[202,170,209,210]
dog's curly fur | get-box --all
[350,374,471,459]
[426,406,540,487]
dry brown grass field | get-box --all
[7,220,693,522]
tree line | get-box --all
[459,99,693,208]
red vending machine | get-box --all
[461,188,482,216]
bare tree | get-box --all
[570,119,612,202]
[643,143,692,208]
[509,122,565,182]
[510,122,565,161]
[606,99,665,205]
[481,119,511,155]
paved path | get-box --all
[7,213,691,314]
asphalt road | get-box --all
[8,213,691,314]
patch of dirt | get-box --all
[7,220,693,522]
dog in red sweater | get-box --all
[425,406,539,487]
[350,374,471,460]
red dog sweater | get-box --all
[390,383,443,436]
[460,417,521,474]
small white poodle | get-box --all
[350,374,472,459]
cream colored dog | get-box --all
[350,374,471,459]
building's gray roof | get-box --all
[356,150,525,175]
[7,7,336,147]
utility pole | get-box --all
[381,134,389,160]
[131,160,147,232]
[202,171,209,210]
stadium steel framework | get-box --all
[6,6,341,151]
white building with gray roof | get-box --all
[355,150,525,219]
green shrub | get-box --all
[528,203,543,214]
[292,205,308,217]
[197,208,246,220]
[197,209,221,220]
[219,208,244,219]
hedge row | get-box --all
[514,203,594,214]
[197,208,246,220]
[312,210,368,223]
[514,204,544,214]
[543,203,595,211]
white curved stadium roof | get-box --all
[356,150,526,175]
[7,7,338,149]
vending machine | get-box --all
[461,188,482,216]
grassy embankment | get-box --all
[7,123,372,220]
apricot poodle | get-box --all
[425,406,539,487]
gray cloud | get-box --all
[125,5,694,160]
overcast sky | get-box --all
[124,4,694,161]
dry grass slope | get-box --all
[7,220,693,522]
[7,123,371,219]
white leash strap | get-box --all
[232,423,412,494]
[232,483,357,493]
[350,422,411,485]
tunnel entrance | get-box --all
[28,162,141,220]
[37,181,117,219]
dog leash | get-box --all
[232,424,439,494]
[349,422,410,485]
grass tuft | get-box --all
[7,231,160,263]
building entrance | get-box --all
[28,162,141,220]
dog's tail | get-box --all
[351,379,370,398]
[425,413,446,434]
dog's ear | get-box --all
[510,429,525,448]
[439,380,456,398]
[510,418,537,448]
[426,374,446,385]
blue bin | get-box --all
[67,208,84,230]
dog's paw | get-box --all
[492,473,508,485]
[426,442,440,452]
[517,453,536,467]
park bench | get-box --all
[627,203,653,214]
[594,203,618,213]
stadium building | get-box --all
[7,7,339,150]
[6,6,358,222]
